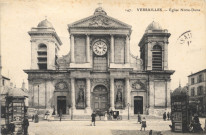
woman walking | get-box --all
[91,111,96,126]
[104,111,108,121]
[137,112,142,124]
[140,117,147,131]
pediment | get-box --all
[68,14,131,29]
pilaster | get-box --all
[110,35,114,63]
[71,78,76,109]
[70,35,75,63]
[110,77,115,110]
[125,35,130,64]
[86,35,90,63]
[86,78,91,110]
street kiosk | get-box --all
[5,96,27,134]
[171,90,189,132]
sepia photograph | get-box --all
[0,0,206,134]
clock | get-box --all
[93,41,107,56]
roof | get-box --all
[2,75,10,80]
[37,19,53,28]
[172,86,188,96]
[68,7,132,30]
[0,86,28,97]
[146,21,162,31]
[8,87,28,97]
[188,69,206,77]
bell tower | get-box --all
[28,19,62,70]
[138,21,170,71]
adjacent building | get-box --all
[188,69,206,116]
[24,7,175,118]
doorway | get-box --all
[134,96,143,114]
[93,85,108,113]
[57,96,66,115]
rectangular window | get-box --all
[74,36,86,63]
[191,88,195,96]
[114,37,125,64]
[197,86,203,96]
[191,78,195,85]
[198,74,203,83]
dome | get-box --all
[94,7,107,15]
[37,19,53,28]
[146,21,162,31]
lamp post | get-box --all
[71,106,73,120]
[127,103,130,120]
[38,85,39,112]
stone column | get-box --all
[110,35,114,63]
[125,35,130,64]
[110,78,115,110]
[86,78,91,109]
[31,42,38,69]
[164,43,168,70]
[166,80,171,108]
[70,35,75,63]
[149,81,154,115]
[147,42,152,70]
[71,78,76,109]
[86,35,90,63]
[125,78,130,106]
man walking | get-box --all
[23,116,29,135]
[59,109,63,122]
[91,111,96,126]
[163,112,166,121]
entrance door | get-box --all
[94,94,108,112]
[134,96,143,114]
[93,85,108,113]
[57,96,66,114]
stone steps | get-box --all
[41,114,162,121]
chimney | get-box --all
[22,80,25,90]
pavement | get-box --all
[28,118,206,135]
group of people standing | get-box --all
[91,111,109,126]
[163,112,170,121]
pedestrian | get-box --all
[104,111,108,121]
[34,113,39,123]
[140,117,146,131]
[110,109,113,120]
[23,116,29,135]
[91,111,96,126]
[167,112,170,120]
[9,121,15,135]
[137,112,142,124]
[52,106,56,115]
[163,112,166,121]
[59,109,63,122]
[32,115,34,122]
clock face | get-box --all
[93,41,107,56]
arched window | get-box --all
[152,45,162,70]
[37,44,47,70]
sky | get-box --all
[0,0,206,90]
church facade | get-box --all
[24,7,175,118]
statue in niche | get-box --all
[116,90,122,102]
[78,88,84,102]
[115,89,123,109]
[77,88,85,109]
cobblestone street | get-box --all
[28,118,205,135]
